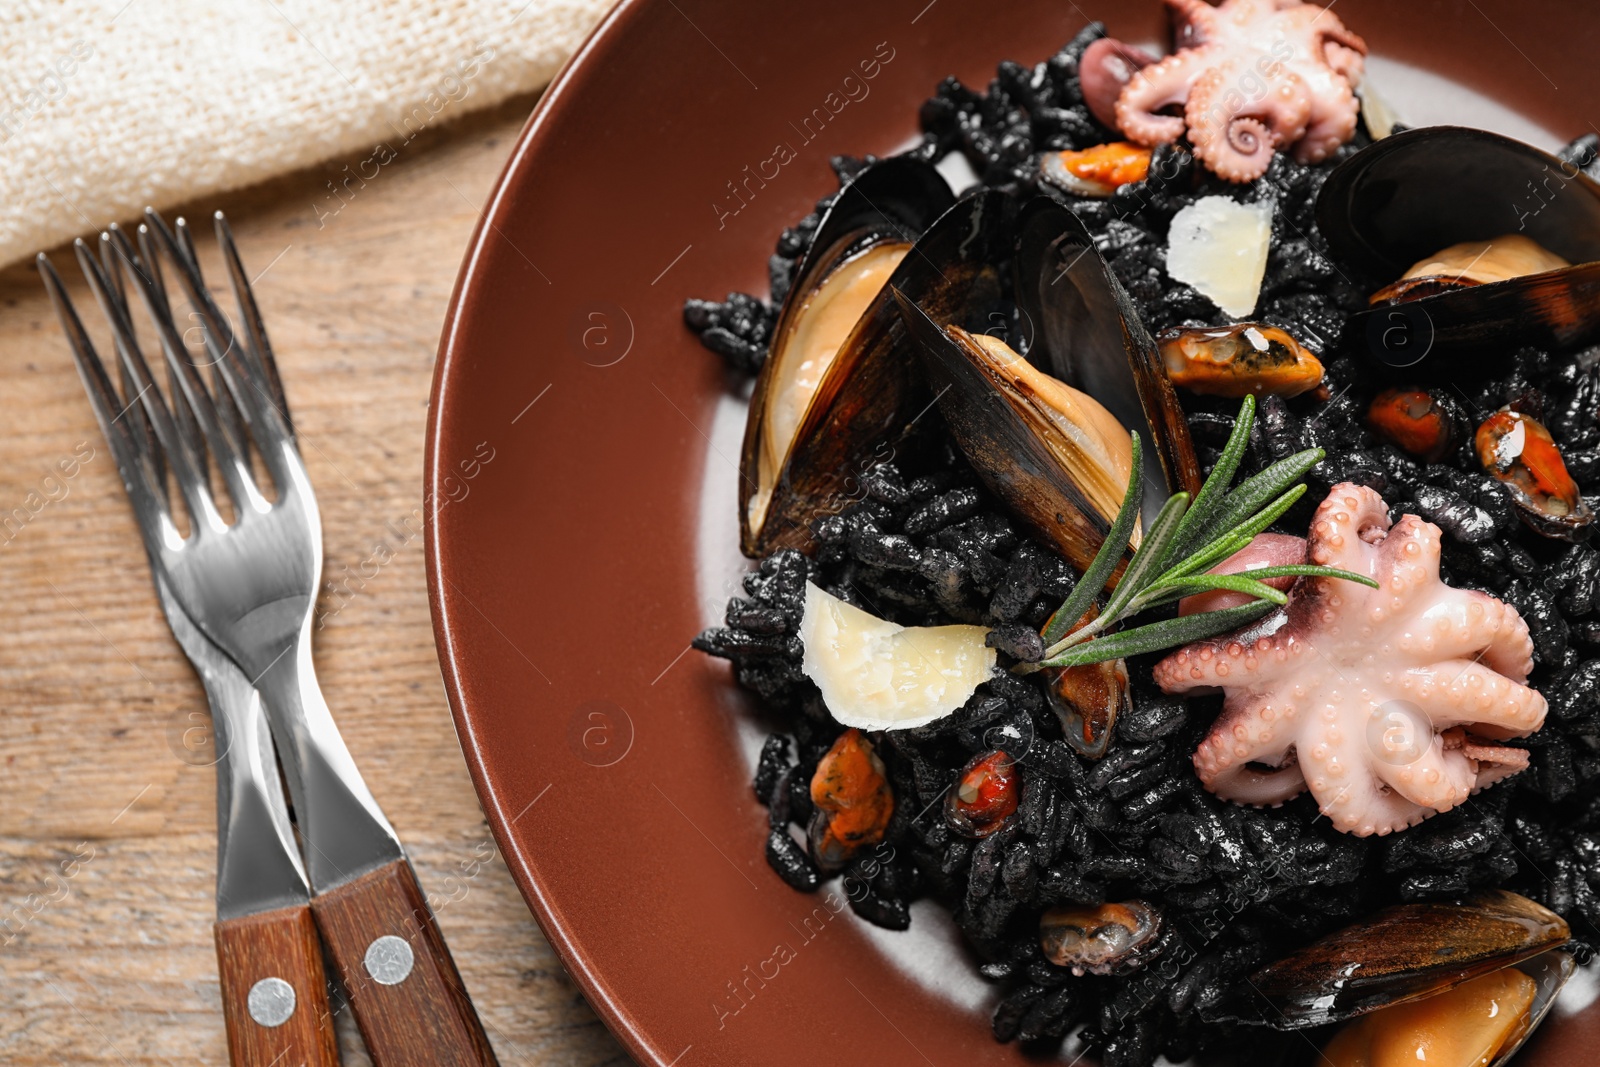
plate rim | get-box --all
[423,0,667,1061]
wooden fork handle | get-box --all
[214,903,340,1067]
[311,858,500,1067]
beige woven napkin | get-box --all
[0,0,615,270]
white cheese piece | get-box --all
[1165,196,1274,318]
[799,582,996,730]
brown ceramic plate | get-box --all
[426,1,1600,1063]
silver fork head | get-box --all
[40,210,323,678]
[45,213,404,891]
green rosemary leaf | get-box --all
[1148,484,1312,592]
[1100,489,1191,622]
[1137,572,1292,610]
[1235,564,1379,589]
[1040,432,1143,646]
[1171,396,1254,558]
[1037,599,1280,668]
[1190,447,1323,549]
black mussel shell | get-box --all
[1013,196,1202,518]
[1206,889,1570,1030]
[739,157,956,556]
[1317,126,1600,362]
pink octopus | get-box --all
[1153,484,1547,837]
[1081,0,1368,182]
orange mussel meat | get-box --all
[945,750,1020,837]
[1040,141,1152,198]
[1156,324,1324,398]
[1367,388,1454,463]
[1475,409,1593,540]
[809,729,894,871]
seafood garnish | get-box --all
[1370,234,1571,306]
[798,582,995,730]
[738,158,955,556]
[809,729,895,872]
[1366,388,1456,463]
[1210,890,1569,1029]
[1039,141,1151,198]
[1157,322,1324,397]
[1040,900,1163,976]
[944,750,1020,837]
[1317,126,1600,358]
[1158,484,1547,835]
[1164,196,1274,317]
[1102,0,1368,181]
[1322,967,1534,1067]
[1476,407,1594,542]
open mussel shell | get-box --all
[1013,196,1202,521]
[894,196,1201,576]
[1206,889,1570,1030]
[897,298,1130,574]
[1487,949,1576,1067]
[1316,125,1600,360]
[739,157,992,557]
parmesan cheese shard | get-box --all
[799,582,996,730]
[1164,196,1274,318]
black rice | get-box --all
[687,25,1600,1067]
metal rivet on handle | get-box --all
[364,935,415,986]
[247,976,297,1027]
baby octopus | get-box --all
[1083,0,1368,182]
[1153,484,1547,836]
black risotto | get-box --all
[686,24,1600,1066]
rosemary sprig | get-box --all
[1016,395,1378,673]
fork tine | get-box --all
[112,223,260,513]
[214,212,294,441]
[38,253,173,547]
[118,225,209,488]
[75,237,221,531]
[142,209,296,483]
[98,229,167,502]
[176,216,253,459]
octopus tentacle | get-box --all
[1152,610,1302,692]
[1194,692,1308,805]
[1188,66,1312,183]
[1368,729,1478,814]
[1294,82,1360,163]
[1307,483,1389,577]
[1114,52,1205,147]
[1404,661,1548,738]
[1302,716,1432,837]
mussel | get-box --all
[1317,126,1600,362]
[1476,407,1594,541]
[1366,387,1457,462]
[899,312,1143,568]
[808,728,894,873]
[1039,141,1152,199]
[1039,900,1163,976]
[1206,890,1570,1030]
[898,196,1198,574]
[1322,950,1574,1067]
[1156,323,1325,398]
[739,157,956,556]
[898,198,1199,761]
[944,750,1020,838]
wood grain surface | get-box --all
[215,903,339,1067]
[0,94,631,1066]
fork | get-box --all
[41,210,500,1067]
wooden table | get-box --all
[0,94,631,1066]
